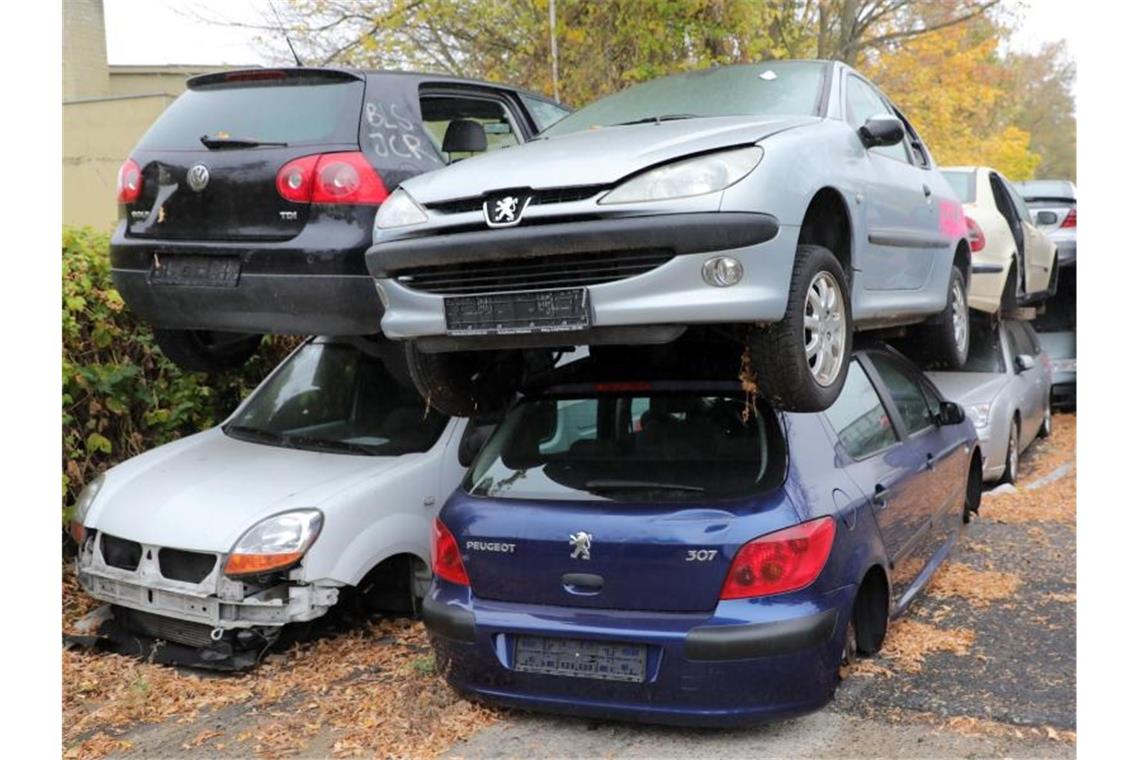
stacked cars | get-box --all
[74,58,1063,724]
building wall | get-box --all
[62,0,109,101]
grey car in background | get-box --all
[367,59,973,415]
[1033,263,1076,409]
[928,319,1052,484]
[1014,180,1076,267]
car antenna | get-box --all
[267,0,305,67]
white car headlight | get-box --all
[224,509,323,577]
[965,403,991,430]
[375,188,428,231]
[69,473,105,543]
[599,146,764,204]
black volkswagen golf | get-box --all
[111,67,568,371]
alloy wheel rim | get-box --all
[951,281,968,356]
[804,271,846,387]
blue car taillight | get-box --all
[720,517,836,599]
[432,518,470,586]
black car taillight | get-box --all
[117,158,142,204]
[276,152,389,205]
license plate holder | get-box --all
[513,635,647,683]
[444,288,590,335]
[150,254,241,287]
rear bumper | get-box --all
[424,583,853,727]
[1051,380,1076,408]
[1054,239,1076,267]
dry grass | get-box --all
[928,562,1023,608]
[878,619,975,673]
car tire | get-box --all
[152,329,263,373]
[1002,417,1020,484]
[749,244,851,413]
[1039,404,1052,438]
[404,343,523,418]
[918,267,970,369]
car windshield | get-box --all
[961,322,1006,373]
[225,338,447,456]
[941,170,976,203]
[463,387,785,502]
[1015,180,1075,203]
[542,62,826,137]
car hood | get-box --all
[402,115,820,203]
[86,428,406,552]
[927,372,1008,406]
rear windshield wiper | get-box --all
[611,114,698,127]
[200,134,289,150]
[585,479,706,493]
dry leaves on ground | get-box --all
[927,562,1023,608]
[984,473,1075,524]
[878,619,975,673]
[1019,412,1076,481]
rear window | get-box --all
[941,170,976,203]
[137,77,364,151]
[464,389,785,502]
[1015,180,1075,202]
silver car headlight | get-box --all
[224,509,324,577]
[599,146,764,204]
[375,188,428,231]
[69,473,106,543]
[965,403,991,430]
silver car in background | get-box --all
[1015,180,1076,268]
[928,319,1052,484]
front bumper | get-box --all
[366,212,797,346]
[76,531,338,632]
[424,582,853,727]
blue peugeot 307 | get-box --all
[423,344,981,726]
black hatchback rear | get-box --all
[110,68,567,371]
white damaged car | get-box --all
[71,336,481,664]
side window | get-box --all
[824,360,899,460]
[868,354,936,435]
[419,94,522,164]
[899,114,930,168]
[1007,322,1039,357]
[523,94,572,130]
[846,76,909,163]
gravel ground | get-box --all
[61,414,1076,759]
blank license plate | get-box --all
[150,254,241,287]
[514,636,647,682]
[444,288,589,335]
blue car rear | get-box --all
[424,348,979,726]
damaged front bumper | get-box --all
[76,530,340,637]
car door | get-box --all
[988,172,1028,294]
[863,351,961,605]
[845,75,940,292]
[1005,321,1048,442]
[821,355,917,605]
[1004,177,1055,294]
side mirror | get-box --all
[1035,210,1058,226]
[457,423,496,468]
[858,115,905,149]
[1015,354,1036,373]
[938,401,966,426]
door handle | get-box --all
[873,483,889,508]
[562,573,604,595]
[925,453,935,471]
[922,184,932,197]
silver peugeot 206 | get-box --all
[366,60,973,414]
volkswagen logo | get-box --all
[484,191,530,228]
[186,164,211,192]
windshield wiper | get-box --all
[200,135,288,150]
[611,114,698,127]
[585,479,706,493]
[224,425,287,444]
[281,434,375,456]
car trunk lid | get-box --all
[123,69,365,242]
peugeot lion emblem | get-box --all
[186,164,211,192]
[569,531,593,560]
[484,192,529,228]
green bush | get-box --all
[62,227,298,523]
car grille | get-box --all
[395,250,674,294]
[426,185,609,215]
[116,607,216,648]
[158,548,218,583]
[100,534,143,571]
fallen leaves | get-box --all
[983,473,1075,524]
[878,619,975,673]
[928,562,1023,607]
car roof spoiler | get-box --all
[188,68,364,90]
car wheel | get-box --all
[404,343,523,417]
[919,267,970,369]
[1039,404,1053,438]
[152,329,263,373]
[1002,417,1020,484]
[749,244,851,413]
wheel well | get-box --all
[798,188,852,281]
[348,553,427,616]
[953,240,971,291]
[853,564,890,655]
